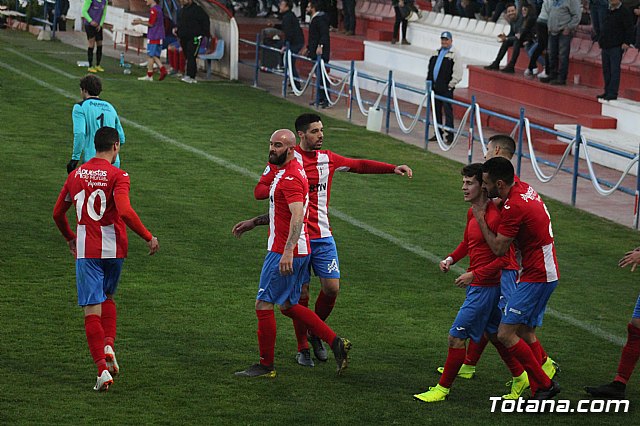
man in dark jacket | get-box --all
[304,0,331,107]
[427,31,463,144]
[597,0,635,100]
[173,0,210,83]
[275,0,305,90]
[484,4,531,72]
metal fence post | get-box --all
[425,80,432,149]
[315,56,321,107]
[469,96,476,164]
[282,42,289,98]
[516,107,525,177]
[348,60,355,121]
[635,143,640,229]
[253,33,260,87]
[385,70,393,134]
[571,125,582,207]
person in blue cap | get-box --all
[427,31,462,145]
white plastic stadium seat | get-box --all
[482,21,496,36]
[456,17,469,31]
[440,14,453,28]
[473,20,486,34]
[431,13,445,26]
[492,23,507,37]
[465,19,477,33]
[450,16,461,29]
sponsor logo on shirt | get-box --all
[309,182,327,193]
[520,186,541,203]
[508,307,522,315]
[262,166,271,176]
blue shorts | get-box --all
[450,285,502,343]
[502,280,558,327]
[300,236,341,284]
[498,269,518,314]
[633,294,640,319]
[147,43,162,57]
[257,251,310,305]
[76,258,124,306]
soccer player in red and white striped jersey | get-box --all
[233,113,412,366]
[234,129,351,378]
[53,127,159,391]
[473,156,560,400]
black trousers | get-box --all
[180,36,201,78]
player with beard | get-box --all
[233,113,412,367]
[234,129,351,378]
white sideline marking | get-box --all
[0,57,626,347]
[5,47,77,79]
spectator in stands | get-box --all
[590,0,609,40]
[48,0,70,31]
[526,0,550,77]
[483,4,527,73]
[173,0,210,84]
[539,0,582,85]
[303,0,331,107]
[300,0,309,23]
[597,0,634,100]
[392,0,411,45]
[274,0,305,89]
[342,0,356,35]
[427,31,463,145]
[132,0,168,82]
[82,0,108,73]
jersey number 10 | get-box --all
[74,189,107,222]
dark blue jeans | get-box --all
[548,32,573,82]
[602,46,623,97]
[589,0,608,40]
[343,0,356,32]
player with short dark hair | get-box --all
[233,113,412,367]
[472,157,560,400]
[234,129,351,378]
[53,126,159,392]
[68,75,126,174]
[415,163,525,402]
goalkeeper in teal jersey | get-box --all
[68,75,125,173]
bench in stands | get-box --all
[199,38,225,79]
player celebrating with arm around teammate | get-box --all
[53,127,159,392]
[414,164,526,403]
[472,157,560,400]
[234,129,351,378]
[233,113,412,367]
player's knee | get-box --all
[448,335,465,348]
[300,284,310,299]
[255,299,273,310]
[497,327,516,346]
[321,280,340,297]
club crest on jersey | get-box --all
[262,165,271,176]
[327,259,339,273]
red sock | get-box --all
[464,335,489,366]
[292,296,310,351]
[507,339,551,394]
[439,347,466,388]
[615,323,640,384]
[101,299,117,349]
[281,304,336,345]
[528,339,547,365]
[147,71,153,77]
[84,314,108,374]
[493,340,525,377]
[256,310,276,367]
[315,290,337,322]
[160,66,167,74]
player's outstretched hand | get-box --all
[394,165,413,178]
[454,272,474,288]
[439,257,452,273]
[147,236,159,255]
[619,247,640,272]
[232,220,256,238]
[67,238,77,257]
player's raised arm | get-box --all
[331,152,412,177]
[255,164,276,199]
[619,247,640,271]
